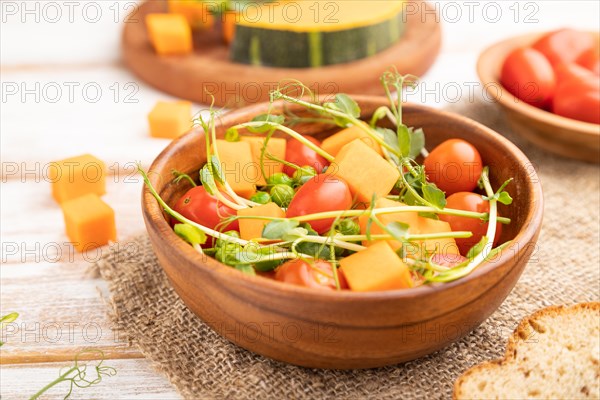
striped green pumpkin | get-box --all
[230,1,406,68]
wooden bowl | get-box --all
[122,0,441,108]
[477,32,600,163]
[142,97,544,369]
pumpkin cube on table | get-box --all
[148,101,192,139]
[61,193,116,252]
[49,154,106,203]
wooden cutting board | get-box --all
[123,0,441,107]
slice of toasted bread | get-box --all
[454,302,600,400]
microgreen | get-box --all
[224,127,240,142]
[174,223,207,254]
[247,113,285,133]
[0,312,19,347]
[483,178,514,205]
[199,165,218,195]
[385,221,410,242]
[262,220,300,239]
[323,93,361,126]
[29,349,116,400]
[421,182,447,209]
[171,169,197,187]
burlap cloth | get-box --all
[93,99,600,399]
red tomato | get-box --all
[173,186,239,245]
[532,29,596,67]
[423,139,483,196]
[500,47,556,108]
[553,76,600,124]
[554,62,594,84]
[283,136,329,176]
[286,174,353,234]
[576,48,600,75]
[439,192,502,256]
[275,259,348,290]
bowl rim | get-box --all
[476,31,600,136]
[142,96,544,301]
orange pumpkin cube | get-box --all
[237,202,286,241]
[49,154,106,203]
[413,217,461,259]
[146,14,193,55]
[167,0,214,30]
[322,125,383,157]
[358,198,460,260]
[61,193,116,252]
[214,140,257,198]
[148,101,192,139]
[331,139,400,203]
[240,136,286,186]
[340,241,412,292]
[358,198,420,250]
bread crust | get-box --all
[453,302,600,400]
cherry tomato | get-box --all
[553,75,600,124]
[439,192,502,256]
[554,62,594,84]
[500,47,556,108]
[173,186,239,246]
[286,174,352,234]
[275,259,348,290]
[576,47,600,75]
[423,139,483,196]
[283,136,329,176]
[532,29,596,67]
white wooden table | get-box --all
[1,1,598,398]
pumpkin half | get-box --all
[230,0,407,68]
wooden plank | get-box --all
[1,178,147,264]
[0,358,181,399]
[0,348,143,366]
[0,260,142,363]
[0,65,205,180]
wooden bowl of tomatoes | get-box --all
[141,95,543,369]
[477,29,600,163]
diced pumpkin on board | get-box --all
[214,140,257,199]
[167,0,214,30]
[340,241,412,292]
[148,101,192,139]
[146,14,193,55]
[322,125,383,157]
[49,154,106,204]
[240,136,286,186]
[237,202,286,241]
[331,139,400,203]
[61,193,116,252]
